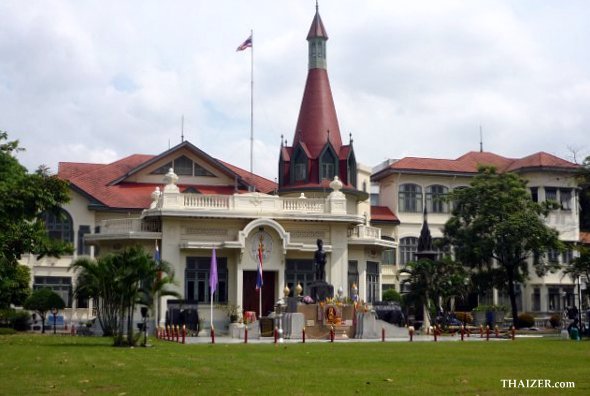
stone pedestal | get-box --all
[284,313,305,339]
[309,281,334,303]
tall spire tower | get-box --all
[278,4,355,193]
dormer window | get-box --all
[319,148,337,181]
[292,148,308,183]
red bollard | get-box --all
[166,325,171,341]
[495,325,499,338]
[330,326,335,343]
[479,325,483,338]
[434,328,438,342]
[511,326,516,340]
[302,327,306,344]
[274,327,278,344]
[182,325,186,344]
[408,326,414,342]
[382,327,385,342]
[460,325,464,341]
[211,327,215,344]
[244,326,248,344]
[485,325,490,341]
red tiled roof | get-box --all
[292,68,342,159]
[580,231,590,245]
[371,206,400,223]
[506,152,580,172]
[379,151,578,176]
[59,151,277,209]
[217,160,277,194]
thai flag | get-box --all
[256,245,263,290]
[154,240,160,262]
[236,35,252,51]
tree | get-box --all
[0,263,31,308]
[443,166,562,327]
[0,131,71,309]
[398,257,468,326]
[70,246,178,346]
[23,288,65,333]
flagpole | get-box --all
[259,284,262,319]
[249,29,254,180]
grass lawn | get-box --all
[0,334,587,395]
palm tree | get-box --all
[71,245,178,346]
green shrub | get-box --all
[0,327,17,335]
[549,314,561,328]
[517,313,535,329]
[454,311,473,324]
[382,289,401,302]
[0,309,30,331]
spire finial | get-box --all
[327,129,330,143]
[349,132,353,145]
[479,125,483,152]
[316,0,319,12]
[280,134,284,147]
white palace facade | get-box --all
[19,6,584,327]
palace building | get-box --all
[20,6,395,329]
[20,6,584,330]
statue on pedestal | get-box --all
[309,238,333,303]
[314,239,326,282]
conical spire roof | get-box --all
[292,6,342,158]
[307,5,328,40]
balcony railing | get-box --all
[348,224,381,240]
[282,197,325,213]
[100,218,161,234]
[184,194,230,209]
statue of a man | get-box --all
[314,239,327,282]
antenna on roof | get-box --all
[181,115,185,143]
[479,125,483,152]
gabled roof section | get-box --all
[307,6,328,40]
[217,160,277,194]
[59,142,278,209]
[506,152,580,172]
[110,141,239,185]
[370,206,400,224]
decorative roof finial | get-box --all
[327,129,330,143]
[316,0,319,12]
[280,134,284,147]
[349,132,353,145]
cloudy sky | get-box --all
[2,0,589,180]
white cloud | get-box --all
[1,0,589,178]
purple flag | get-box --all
[209,248,218,296]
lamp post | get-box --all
[51,307,58,335]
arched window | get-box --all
[320,149,337,181]
[398,184,422,212]
[399,237,418,266]
[426,185,449,213]
[42,209,73,243]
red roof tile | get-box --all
[380,151,578,176]
[580,231,590,245]
[371,206,400,223]
[59,150,278,209]
[217,160,277,194]
[506,152,580,172]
